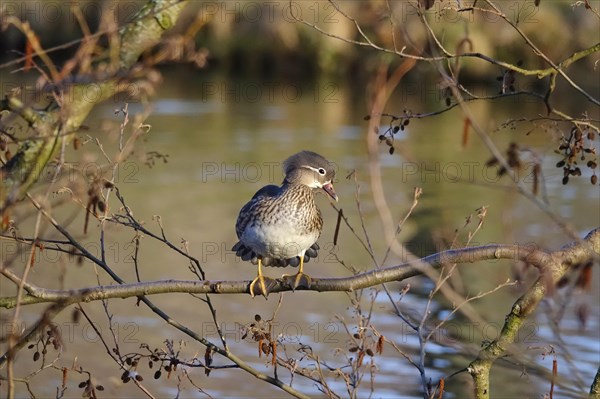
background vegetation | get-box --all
[1,1,599,398]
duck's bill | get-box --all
[322,182,338,202]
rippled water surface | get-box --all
[4,70,599,398]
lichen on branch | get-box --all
[0,0,189,211]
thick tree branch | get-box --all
[2,233,597,310]
[468,228,600,399]
[591,365,600,398]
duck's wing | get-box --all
[234,184,280,239]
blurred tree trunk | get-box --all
[0,0,188,211]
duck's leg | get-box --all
[283,254,311,290]
[249,258,275,298]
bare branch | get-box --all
[2,231,598,310]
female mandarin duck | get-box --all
[232,151,337,297]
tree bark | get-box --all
[0,0,188,210]
[469,228,600,399]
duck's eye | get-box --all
[318,168,326,175]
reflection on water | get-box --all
[7,70,599,398]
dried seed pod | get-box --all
[349,346,359,353]
[592,175,598,185]
[389,147,395,155]
[72,308,80,323]
[364,115,371,121]
[78,381,87,388]
[135,375,143,382]
[587,161,597,169]
[154,370,162,379]
[393,126,400,133]
[533,163,540,196]
[562,176,569,185]
[576,303,589,329]
[376,336,384,354]
[486,158,498,167]
[33,351,40,361]
[61,367,67,388]
[96,385,104,391]
[366,348,374,357]
[556,276,569,288]
[254,314,261,322]
[556,160,565,168]
[261,342,271,355]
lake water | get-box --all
[3,69,599,398]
